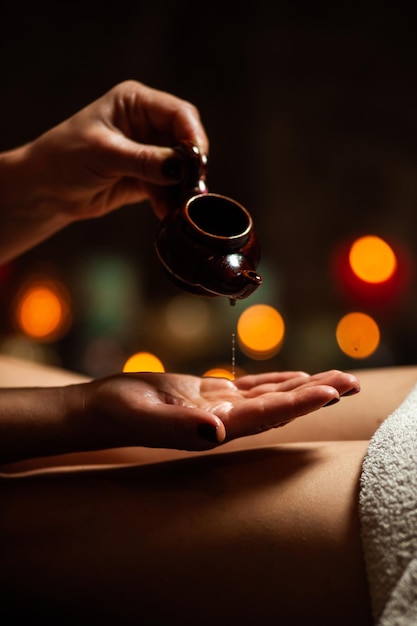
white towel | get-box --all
[359,383,417,625]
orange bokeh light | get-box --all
[123,352,165,373]
[336,312,380,359]
[14,280,71,341]
[203,367,235,380]
[349,235,397,283]
[330,236,412,310]
[237,304,285,359]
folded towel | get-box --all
[359,383,417,625]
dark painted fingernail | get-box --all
[161,157,183,181]
[324,397,340,407]
[197,423,219,443]
[341,387,361,397]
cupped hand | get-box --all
[83,369,360,452]
[27,80,209,221]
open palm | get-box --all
[85,369,360,451]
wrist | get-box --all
[0,143,71,264]
[0,383,98,464]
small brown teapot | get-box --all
[155,141,263,304]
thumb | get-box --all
[106,137,185,185]
[145,404,226,451]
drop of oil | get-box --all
[231,332,236,379]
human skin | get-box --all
[0,80,208,265]
[0,77,414,623]
[1,360,416,624]
[0,368,358,464]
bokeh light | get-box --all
[349,235,397,283]
[330,235,412,310]
[0,334,61,365]
[13,277,71,342]
[165,295,211,341]
[336,311,380,359]
[75,254,141,338]
[203,367,235,380]
[123,351,165,373]
[203,364,246,380]
[237,304,285,359]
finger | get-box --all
[102,135,185,185]
[234,371,309,391]
[243,370,360,397]
[239,375,316,397]
[134,403,227,451]
[136,84,209,154]
[106,80,209,152]
[308,370,361,395]
[224,385,342,441]
[169,103,209,156]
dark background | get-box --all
[1,1,417,377]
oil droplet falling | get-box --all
[231,332,236,379]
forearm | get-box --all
[0,144,72,264]
[0,384,104,464]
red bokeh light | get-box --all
[330,237,414,311]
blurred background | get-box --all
[1,1,417,379]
